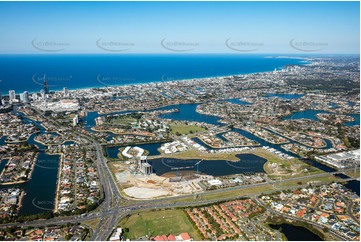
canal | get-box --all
[0,111,61,215]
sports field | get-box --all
[118,209,201,240]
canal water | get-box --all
[283,110,329,121]
[149,154,267,176]
[266,93,304,99]
[344,114,360,127]
[0,111,61,215]
[106,142,164,158]
[269,224,322,241]
[158,103,221,125]
[223,98,252,105]
[345,180,360,196]
[283,110,360,127]
[0,159,8,175]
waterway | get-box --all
[269,224,322,241]
[283,110,329,121]
[0,111,61,215]
[223,98,252,105]
[283,110,360,127]
[0,159,8,175]
[344,180,360,196]
[344,114,360,126]
[149,154,267,177]
[106,142,164,158]
[266,93,304,99]
[158,103,221,125]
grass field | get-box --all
[119,209,201,240]
[160,149,240,161]
[82,217,101,231]
[170,123,205,135]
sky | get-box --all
[0,1,359,54]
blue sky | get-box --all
[0,1,359,54]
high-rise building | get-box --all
[9,90,16,102]
[72,114,79,127]
[32,93,38,101]
[63,87,69,97]
[139,156,152,175]
[20,91,29,103]
[40,89,46,100]
[44,79,49,94]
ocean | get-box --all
[0,54,306,94]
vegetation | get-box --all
[81,217,101,231]
[161,149,240,161]
[255,148,323,179]
[169,123,205,135]
[118,209,202,240]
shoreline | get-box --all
[17,190,26,213]
[2,55,309,95]
[53,152,64,214]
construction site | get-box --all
[109,153,206,199]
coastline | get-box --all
[0,55,310,95]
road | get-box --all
[2,106,358,240]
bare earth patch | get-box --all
[123,187,169,199]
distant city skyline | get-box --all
[0,1,359,54]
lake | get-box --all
[149,154,267,176]
[269,224,322,241]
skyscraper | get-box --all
[21,91,29,103]
[63,87,69,97]
[44,79,49,94]
[32,93,38,101]
[40,89,45,100]
[9,90,16,102]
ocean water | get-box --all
[0,54,305,93]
